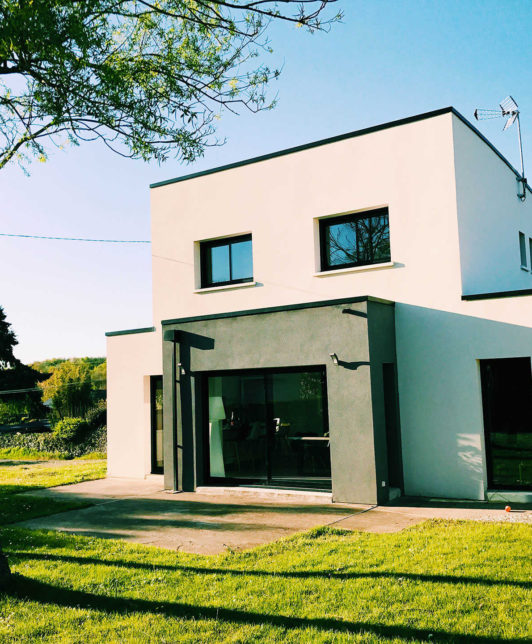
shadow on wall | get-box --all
[395,303,532,500]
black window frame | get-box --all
[200,233,253,288]
[150,375,164,474]
[201,365,331,491]
[319,207,391,272]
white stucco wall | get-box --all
[396,302,532,500]
[107,110,532,498]
[453,116,532,295]
[150,112,461,324]
[106,329,162,478]
[393,117,532,500]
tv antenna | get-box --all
[474,96,527,201]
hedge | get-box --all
[0,426,106,459]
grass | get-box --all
[0,447,106,461]
[1,521,531,642]
[0,458,107,525]
[0,447,68,461]
[0,459,106,497]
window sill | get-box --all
[520,265,529,272]
[313,261,395,277]
[194,281,257,294]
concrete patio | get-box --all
[13,478,532,554]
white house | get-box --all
[106,107,532,504]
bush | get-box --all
[86,400,106,429]
[0,425,107,459]
[53,417,88,442]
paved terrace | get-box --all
[13,478,532,554]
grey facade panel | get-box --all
[162,299,397,504]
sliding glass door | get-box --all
[480,358,532,490]
[205,367,331,489]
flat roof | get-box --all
[150,106,528,191]
[161,296,394,327]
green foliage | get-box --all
[90,361,106,390]
[30,358,69,374]
[85,400,107,430]
[39,360,94,418]
[0,447,67,460]
[52,417,88,442]
[0,306,49,421]
[0,305,17,368]
[0,1,340,171]
[0,426,107,459]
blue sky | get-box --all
[1,0,531,362]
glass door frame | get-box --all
[480,357,532,491]
[201,365,331,489]
[150,375,164,475]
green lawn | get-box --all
[0,458,106,525]
[1,521,530,642]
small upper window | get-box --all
[519,231,527,269]
[201,234,253,288]
[319,207,391,271]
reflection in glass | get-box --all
[151,376,164,473]
[323,210,390,269]
[207,244,230,284]
[207,368,330,488]
[202,235,253,287]
[481,358,532,489]
[270,371,330,481]
[231,239,253,280]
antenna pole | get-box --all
[516,113,526,200]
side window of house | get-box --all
[319,207,390,271]
[519,231,528,269]
[200,234,253,288]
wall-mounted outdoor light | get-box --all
[329,352,339,366]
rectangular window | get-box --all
[319,207,390,271]
[201,234,253,288]
[529,238,532,272]
[519,231,527,269]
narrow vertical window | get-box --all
[529,238,532,272]
[519,232,527,269]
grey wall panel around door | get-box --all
[162,298,396,504]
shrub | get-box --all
[53,417,88,442]
[0,426,106,459]
[86,400,107,430]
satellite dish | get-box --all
[474,96,526,200]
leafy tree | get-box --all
[91,361,106,390]
[0,1,340,171]
[39,359,94,418]
[0,306,48,422]
[0,305,49,589]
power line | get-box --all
[0,233,150,243]
[0,379,107,396]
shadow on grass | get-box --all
[4,573,523,643]
[11,551,532,590]
[0,460,47,467]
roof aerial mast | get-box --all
[474,96,527,201]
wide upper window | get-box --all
[319,207,391,271]
[200,234,253,288]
